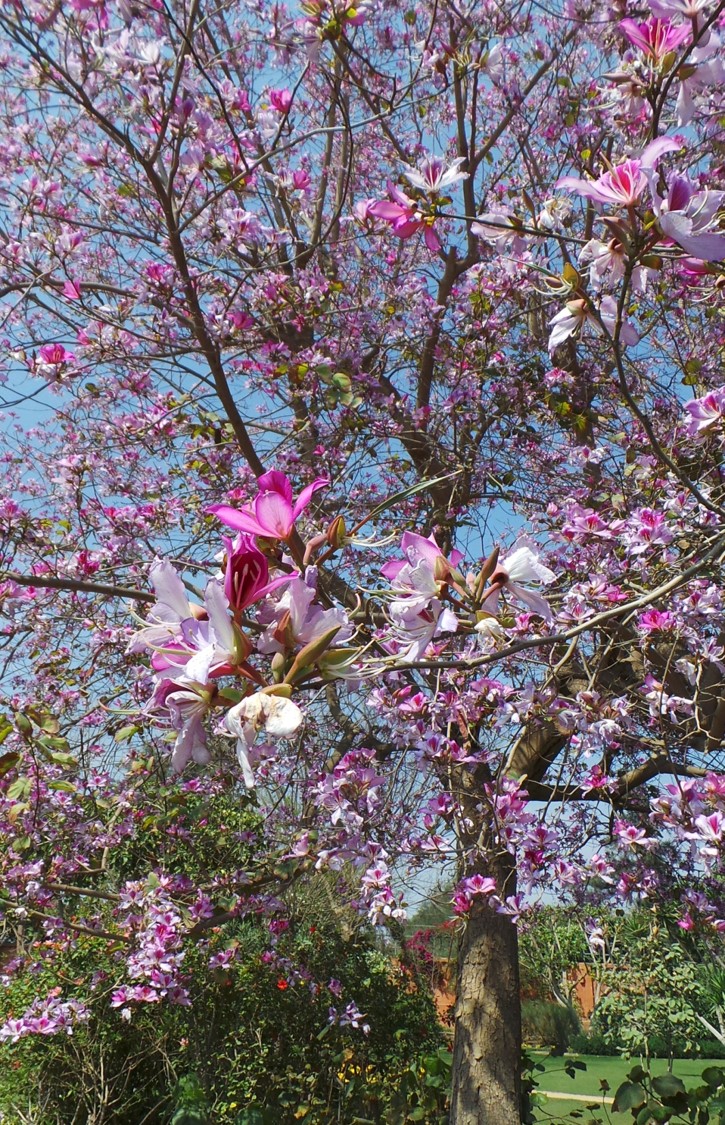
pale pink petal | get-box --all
[507,582,553,620]
[149,559,193,621]
[639,135,679,168]
[254,490,294,537]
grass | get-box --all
[530,1053,725,1122]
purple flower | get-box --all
[620,17,689,65]
[557,137,678,207]
[685,389,725,435]
[223,533,296,612]
[209,471,328,541]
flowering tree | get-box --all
[0,0,725,1121]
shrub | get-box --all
[569,1031,619,1056]
[522,999,581,1051]
[0,884,446,1123]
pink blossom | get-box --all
[637,609,677,632]
[36,343,77,375]
[127,559,198,655]
[368,182,441,252]
[353,197,379,223]
[152,678,213,771]
[257,574,352,654]
[402,155,467,195]
[620,18,689,64]
[482,538,556,621]
[557,137,678,207]
[613,820,657,848]
[209,470,329,541]
[694,811,724,845]
[622,508,674,555]
[292,169,311,191]
[654,175,725,261]
[269,88,292,112]
[548,295,639,352]
[223,534,296,612]
[381,531,463,584]
[648,0,714,18]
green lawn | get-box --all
[530,1054,725,1122]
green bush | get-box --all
[0,901,447,1124]
[697,1039,725,1059]
[569,1030,620,1056]
[0,782,447,1124]
[522,999,581,1051]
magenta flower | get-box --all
[209,470,328,541]
[637,609,676,632]
[620,18,689,65]
[654,175,725,261]
[684,389,725,435]
[36,343,77,378]
[402,155,467,195]
[381,531,463,584]
[557,137,678,207]
[368,182,441,252]
[269,88,292,112]
[223,533,296,612]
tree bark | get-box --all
[450,852,521,1125]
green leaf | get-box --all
[49,751,77,767]
[115,724,140,742]
[7,775,32,801]
[613,1081,647,1112]
[703,1068,725,1090]
[357,471,463,528]
[637,1103,670,1124]
[234,1108,278,1125]
[652,1075,686,1098]
[0,750,20,777]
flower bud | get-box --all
[326,515,347,549]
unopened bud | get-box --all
[433,554,450,582]
[476,547,500,595]
[327,515,347,549]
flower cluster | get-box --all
[129,472,356,783]
[0,992,90,1044]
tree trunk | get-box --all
[450,856,521,1125]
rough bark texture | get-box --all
[450,853,521,1125]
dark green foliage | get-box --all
[0,905,446,1124]
[522,999,581,1051]
[0,782,446,1124]
[611,1063,725,1124]
[569,1031,621,1057]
